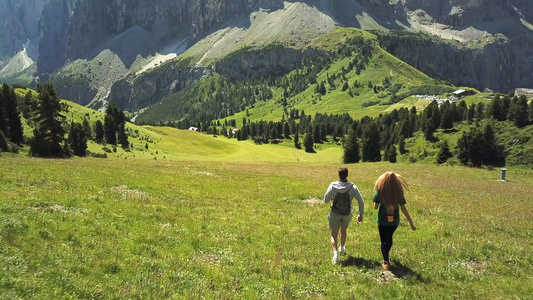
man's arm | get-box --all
[323,184,334,203]
[352,186,364,222]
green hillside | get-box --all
[7,84,532,168]
[2,84,533,299]
[136,28,447,126]
[7,87,340,164]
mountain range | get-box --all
[1,0,532,114]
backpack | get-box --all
[331,185,352,215]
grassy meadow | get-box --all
[1,130,532,298]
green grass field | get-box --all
[1,126,532,298]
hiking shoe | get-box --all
[332,255,339,265]
[381,262,390,270]
[339,247,346,256]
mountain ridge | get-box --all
[0,0,532,110]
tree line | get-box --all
[156,90,532,168]
[0,83,24,153]
[0,83,130,158]
[342,94,533,167]
[3,81,531,167]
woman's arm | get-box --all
[400,205,416,231]
[352,186,365,223]
[373,202,379,209]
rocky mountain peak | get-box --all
[0,0,532,108]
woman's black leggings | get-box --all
[378,225,398,262]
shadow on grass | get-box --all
[341,257,428,283]
[341,256,380,268]
[388,261,429,283]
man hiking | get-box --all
[324,167,365,265]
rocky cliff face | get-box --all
[369,0,533,92]
[108,61,208,112]
[0,0,43,62]
[1,0,532,109]
[37,0,289,74]
[380,34,533,92]
[357,0,533,26]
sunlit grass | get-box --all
[1,154,531,299]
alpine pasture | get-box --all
[1,127,532,299]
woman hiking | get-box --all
[373,171,416,270]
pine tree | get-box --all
[529,100,533,125]
[312,123,321,143]
[117,124,129,149]
[303,132,314,153]
[82,118,92,140]
[342,81,349,91]
[320,123,327,141]
[0,85,7,136]
[343,128,360,163]
[502,96,511,119]
[382,141,390,161]
[421,117,435,141]
[332,125,343,141]
[104,114,117,145]
[294,132,301,149]
[283,122,291,139]
[456,132,470,166]
[482,124,504,167]
[361,121,381,162]
[269,125,278,141]
[486,94,506,121]
[398,135,406,154]
[0,130,8,152]
[440,104,454,130]
[3,84,24,144]
[68,122,87,157]
[318,82,326,95]
[30,83,67,157]
[380,127,391,151]
[466,104,475,123]
[423,101,441,130]
[94,120,105,143]
[387,144,397,163]
[106,103,125,130]
[468,126,484,167]
[450,102,461,124]
[420,101,439,139]
[436,140,453,164]
[457,100,467,121]
[508,95,529,128]
[29,128,47,156]
[474,102,485,121]
[397,120,409,139]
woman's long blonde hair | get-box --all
[374,172,408,214]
